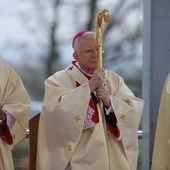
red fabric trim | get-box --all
[76,81,99,124]
[106,121,120,139]
[90,99,99,123]
[0,110,13,145]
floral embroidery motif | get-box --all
[83,106,96,129]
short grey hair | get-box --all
[73,32,96,51]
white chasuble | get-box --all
[36,63,144,170]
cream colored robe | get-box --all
[0,56,30,170]
[36,63,144,170]
[152,73,170,170]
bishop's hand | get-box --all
[96,84,111,108]
[89,68,106,92]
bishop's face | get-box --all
[73,37,98,74]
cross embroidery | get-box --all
[74,116,80,122]
[120,114,126,120]
[68,145,72,151]
[68,66,73,70]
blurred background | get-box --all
[0,0,143,169]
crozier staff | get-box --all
[96,9,112,108]
[96,9,112,68]
[36,29,144,170]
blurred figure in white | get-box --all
[0,55,30,170]
[152,73,170,170]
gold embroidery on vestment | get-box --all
[74,116,80,122]
[82,84,87,88]
[120,114,126,120]
[127,145,131,150]
[68,145,72,151]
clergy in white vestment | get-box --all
[0,55,30,170]
[36,30,144,170]
[152,73,170,170]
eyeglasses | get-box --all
[76,48,104,55]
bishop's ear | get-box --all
[73,52,78,61]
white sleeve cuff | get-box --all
[105,106,113,115]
